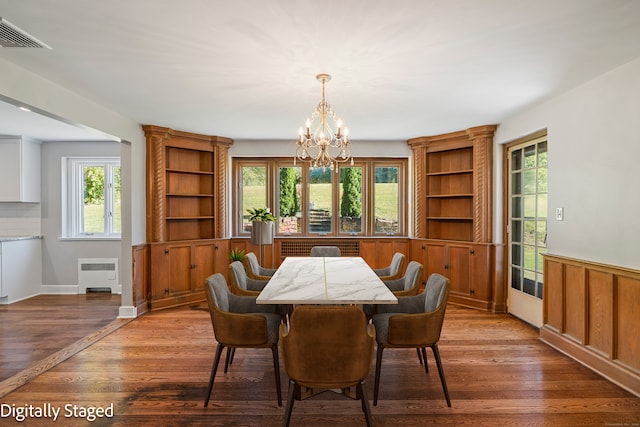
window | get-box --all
[240,164,268,233]
[233,158,407,237]
[64,158,121,238]
[373,164,401,235]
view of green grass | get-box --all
[84,202,121,233]
[242,183,398,220]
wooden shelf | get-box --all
[166,168,214,175]
[166,193,214,197]
[427,169,474,176]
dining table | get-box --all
[256,256,398,305]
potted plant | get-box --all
[229,248,246,262]
[247,207,275,245]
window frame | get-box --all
[232,157,407,237]
[63,157,121,240]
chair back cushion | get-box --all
[402,261,423,291]
[246,252,261,275]
[280,305,374,389]
[206,273,230,312]
[230,261,248,290]
[389,252,406,276]
[310,246,341,257]
[424,273,449,312]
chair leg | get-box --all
[373,344,385,406]
[431,344,451,407]
[272,344,282,406]
[421,347,429,373]
[224,347,233,373]
[204,343,225,407]
[282,380,297,427]
[357,381,373,427]
[417,347,423,365]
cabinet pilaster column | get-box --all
[146,131,169,242]
[467,125,496,243]
[411,144,427,238]
[213,141,230,239]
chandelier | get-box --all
[294,73,353,171]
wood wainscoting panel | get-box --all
[545,258,564,332]
[617,275,640,372]
[565,264,586,344]
[541,254,640,397]
[587,269,614,358]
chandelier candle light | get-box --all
[295,73,353,171]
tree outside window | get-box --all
[340,167,362,233]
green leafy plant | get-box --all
[229,248,246,261]
[247,207,276,222]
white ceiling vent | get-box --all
[0,17,51,48]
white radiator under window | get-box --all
[77,258,119,293]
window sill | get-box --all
[59,236,122,242]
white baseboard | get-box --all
[118,306,137,318]
[41,284,123,294]
[40,285,79,294]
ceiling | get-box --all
[1,0,640,142]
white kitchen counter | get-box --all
[0,236,43,303]
[0,235,43,242]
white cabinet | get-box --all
[0,137,41,202]
[0,237,42,303]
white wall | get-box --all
[40,141,122,292]
[494,57,640,270]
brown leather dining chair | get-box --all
[203,273,282,407]
[228,260,269,296]
[382,260,423,296]
[243,251,277,280]
[373,252,406,280]
[280,305,376,426]
[372,273,451,407]
[310,245,341,257]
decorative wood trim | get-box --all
[412,146,426,238]
[0,318,132,398]
[542,253,640,397]
[132,244,148,316]
[468,125,496,242]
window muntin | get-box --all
[233,158,406,237]
[65,158,120,239]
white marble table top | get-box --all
[256,256,398,305]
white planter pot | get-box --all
[251,221,274,245]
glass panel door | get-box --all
[508,137,547,327]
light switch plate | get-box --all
[555,207,564,221]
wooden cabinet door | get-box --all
[192,242,215,292]
[469,244,490,303]
[149,243,191,300]
[168,244,192,296]
[410,239,428,284]
[149,244,171,300]
[448,244,471,296]
[426,243,447,278]
[212,239,229,281]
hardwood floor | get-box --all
[1,302,638,426]
[0,294,121,381]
